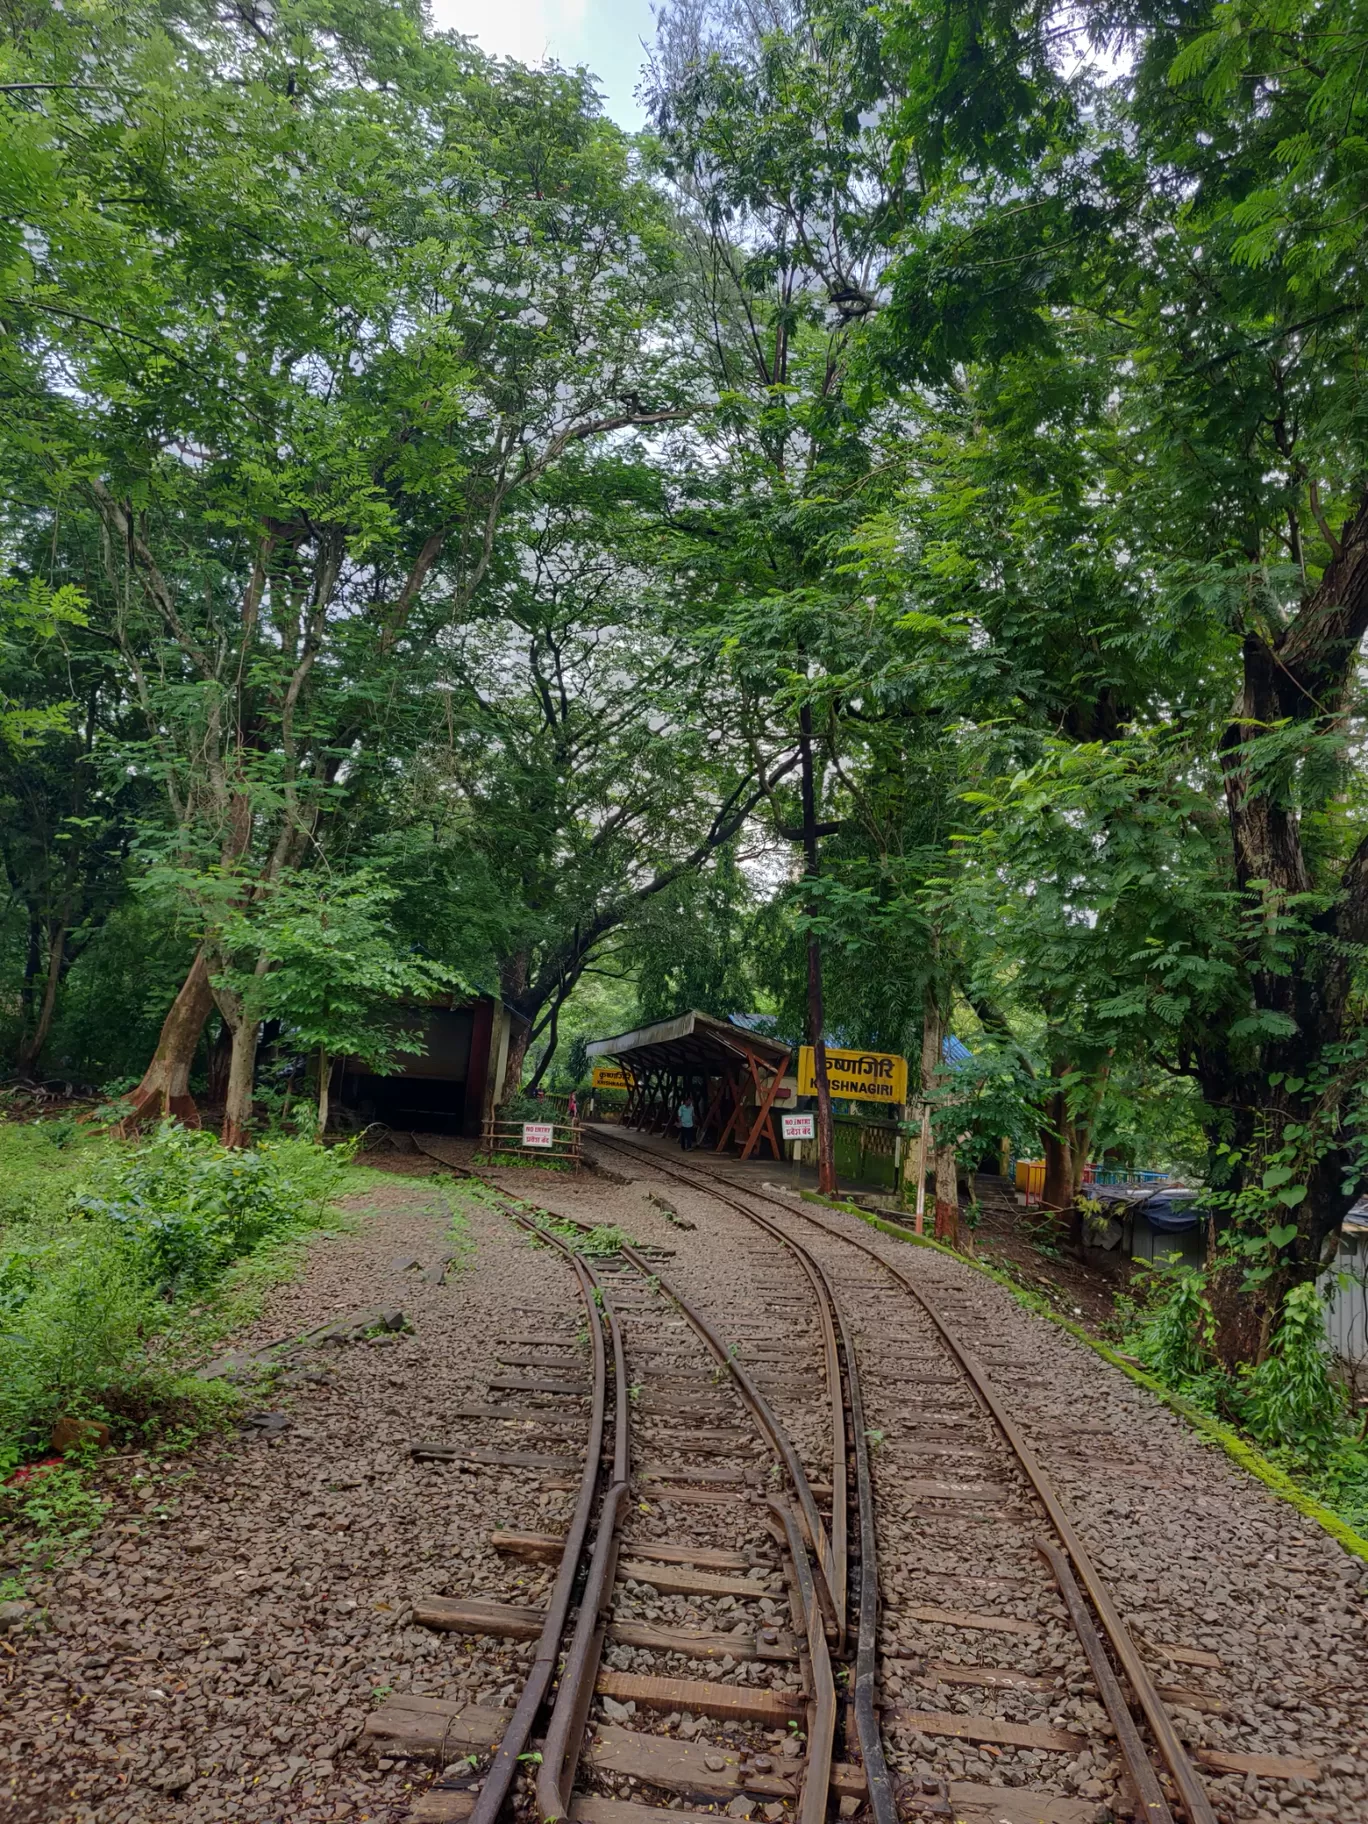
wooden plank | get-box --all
[412,1597,545,1640]
[872,1373,961,1387]
[894,1502,1031,1525]
[639,1428,753,1447]
[495,1351,584,1368]
[945,1784,1099,1824]
[1194,1749,1319,1780]
[572,1798,724,1824]
[490,1529,563,1562]
[637,1397,731,1420]
[607,1619,798,1662]
[890,1709,1082,1754]
[595,1669,803,1726]
[363,1696,510,1758]
[895,1479,1012,1503]
[900,1606,1040,1636]
[617,1558,770,1598]
[450,1404,581,1428]
[1157,1686,1229,1716]
[891,1442,996,1461]
[619,1539,752,1571]
[410,1445,580,1471]
[635,1463,748,1486]
[410,1792,477,1822]
[928,1662,1055,1692]
[586,1725,796,1800]
[1150,1642,1223,1669]
[640,1436,762,1458]
[636,1482,753,1507]
[487,1376,589,1395]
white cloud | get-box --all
[428,0,589,67]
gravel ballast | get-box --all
[567,1128,1368,1824]
[0,1172,589,1824]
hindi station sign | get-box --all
[797,1046,908,1104]
[781,1112,815,1141]
[522,1122,555,1149]
[591,1065,630,1090]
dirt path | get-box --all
[0,1172,579,1824]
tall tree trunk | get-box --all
[16,922,66,1077]
[16,914,42,1069]
[799,704,837,1193]
[206,1016,232,1107]
[498,952,531,1105]
[317,1046,333,1137]
[1200,488,1368,1357]
[934,1134,959,1245]
[1040,1055,1084,1259]
[220,1011,259,1148]
[525,990,563,1096]
[920,993,959,1241]
[120,948,215,1130]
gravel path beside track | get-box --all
[0,1175,583,1824]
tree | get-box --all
[212,873,462,1137]
[3,0,689,1138]
[409,454,798,1100]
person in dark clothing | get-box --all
[678,1096,696,1149]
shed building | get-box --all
[334,994,525,1138]
[586,1010,794,1160]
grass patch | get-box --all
[0,1121,354,1476]
[473,1150,578,1173]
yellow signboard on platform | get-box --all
[591,1065,630,1090]
[797,1046,907,1104]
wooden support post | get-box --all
[740,1049,792,1162]
[914,1102,931,1236]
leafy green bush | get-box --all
[1234,1281,1348,1458]
[1122,1254,1368,1534]
[1125,1257,1218,1388]
[0,1230,174,1462]
[0,1121,352,1467]
[72,1124,349,1296]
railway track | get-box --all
[358,1126,1250,1824]
[584,1127,1222,1824]
[365,1141,875,1824]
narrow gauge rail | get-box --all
[366,1148,869,1824]
[587,1127,1220,1824]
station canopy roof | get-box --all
[586,1010,791,1078]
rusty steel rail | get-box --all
[608,1243,840,1824]
[535,1242,630,1824]
[489,1193,843,1824]
[588,1129,1218,1824]
[463,1205,616,1824]
[583,1136,895,1824]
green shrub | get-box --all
[1124,1257,1218,1388]
[72,1123,349,1296]
[1235,1282,1348,1460]
[0,1230,174,1465]
[0,1121,352,1467]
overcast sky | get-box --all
[428,0,655,129]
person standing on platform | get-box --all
[678,1094,696,1150]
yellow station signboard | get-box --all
[797,1046,908,1104]
[591,1065,630,1090]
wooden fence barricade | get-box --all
[479,1117,583,1170]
